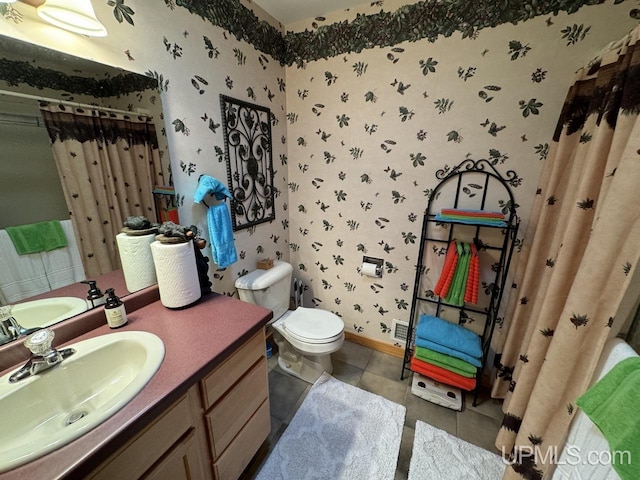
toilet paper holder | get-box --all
[361,256,383,278]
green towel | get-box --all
[6,221,68,255]
[445,242,464,305]
[576,357,640,480]
[415,346,477,377]
[445,242,470,306]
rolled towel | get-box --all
[416,314,482,359]
[415,346,477,377]
[411,356,476,391]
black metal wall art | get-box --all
[220,95,275,231]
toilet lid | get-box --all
[281,307,344,342]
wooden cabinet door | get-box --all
[143,428,207,480]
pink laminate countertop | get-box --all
[1,293,272,480]
[0,283,160,373]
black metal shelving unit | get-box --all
[400,158,520,407]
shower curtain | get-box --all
[491,26,640,480]
[40,103,162,278]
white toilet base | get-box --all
[277,353,332,384]
[273,332,339,384]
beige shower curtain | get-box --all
[40,103,161,278]
[491,27,640,480]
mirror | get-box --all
[0,35,171,339]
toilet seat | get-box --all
[271,306,345,381]
[277,307,344,344]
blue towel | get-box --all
[414,337,482,367]
[193,175,237,268]
[206,203,238,268]
[416,314,482,359]
[194,175,232,202]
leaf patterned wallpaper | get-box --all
[283,0,637,347]
[0,0,636,349]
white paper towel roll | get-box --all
[116,233,157,293]
[361,262,380,277]
[150,240,201,308]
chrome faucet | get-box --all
[9,329,75,383]
[0,316,41,342]
[0,305,18,342]
[0,316,20,341]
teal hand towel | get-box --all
[207,203,238,268]
[193,175,238,269]
[576,357,640,480]
[6,221,67,255]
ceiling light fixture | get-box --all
[37,0,107,37]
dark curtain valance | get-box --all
[39,102,159,149]
[553,42,640,140]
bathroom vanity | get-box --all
[0,292,273,480]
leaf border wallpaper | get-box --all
[0,0,637,349]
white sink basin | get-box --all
[13,297,88,329]
[0,331,165,473]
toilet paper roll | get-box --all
[150,240,201,308]
[116,233,157,293]
[361,262,380,277]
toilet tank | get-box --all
[235,261,293,320]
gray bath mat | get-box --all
[256,372,406,480]
[408,420,506,480]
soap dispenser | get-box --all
[81,280,106,308]
[104,288,128,329]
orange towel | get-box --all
[434,241,458,297]
[441,209,505,219]
[464,243,479,304]
[411,356,477,391]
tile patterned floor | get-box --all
[241,340,504,479]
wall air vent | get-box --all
[391,318,409,343]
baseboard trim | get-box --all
[344,332,404,359]
[343,333,496,388]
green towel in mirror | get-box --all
[6,221,68,255]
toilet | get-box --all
[235,260,344,383]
